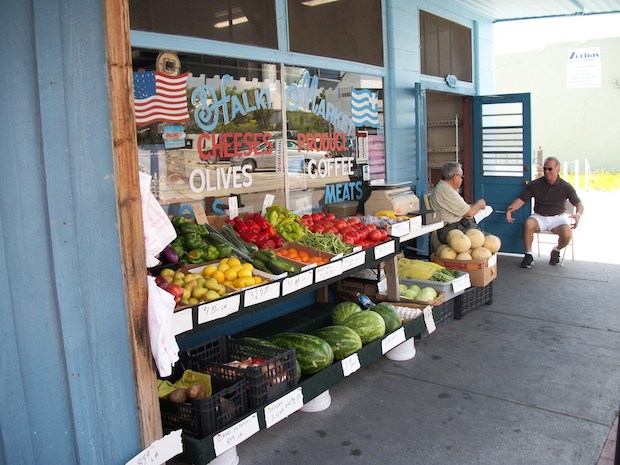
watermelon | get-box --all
[371,304,402,333]
[313,326,363,361]
[342,310,386,345]
[332,301,362,325]
[268,332,334,375]
[237,337,302,381]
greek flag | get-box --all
[351,88,379,128]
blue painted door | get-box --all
[472,94,532,254]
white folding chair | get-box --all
[535,200,575,265]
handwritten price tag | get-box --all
[341,353,361,377]
[228,196,239,219]
[341,251,366,271]
[314,260,343,282]
[172,308,192,335]
[423,305,436,334]
[282,270,314,296]
[451,274,471,293]
[389,221,410,237]
[264,387,304,428]
[126,429,182,465]
[197,294,241,325]
[244,282,280,307]
[382,327,406,354]
[374,240,395,260]
[213,412,260,456]
[261,194,275,216]
[191,204,209,224]
[409,216,422,230]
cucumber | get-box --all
[266,261,286,275]
[252,258,269,273]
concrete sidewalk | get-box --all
[237,256,620,465]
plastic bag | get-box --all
[398,258,445,280]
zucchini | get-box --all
[265,261,286,275]
[252,258,269,273]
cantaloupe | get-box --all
[438,246,457,259]
[446,229,465,244]
[465,228,485,249]
[456,252,473,260]
[471,247,492,260]
[448,233,472,253]
[482,234,501,254]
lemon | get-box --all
[253,276,263,285]
[230,265,243,273]
[223,280,234,287]
[218,263,230,272]
[212,270,226,284]
[233,278,244,288]
[242,263,254,270]
[225,269,238,281]
[202,265,218,277]
[219,258,229,266]
[228,257,241,267]
[238,268,253,278]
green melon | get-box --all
[342,310,386,345]
[313,325,363,361]
[268,332,334,375]
[371,304,403,333]
[331,301,362,325]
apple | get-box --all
[166,284,185,303]
[155,275,169,290]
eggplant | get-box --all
[161,245,179,264]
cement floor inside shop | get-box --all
[227,255,620,465]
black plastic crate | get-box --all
[415,299,454,340]
[183,335,298,409]
[454,282,494,320]
[159,375,247,439]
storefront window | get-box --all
[132,49,386,218]
[287,0,383,67]
[129,0,277,49]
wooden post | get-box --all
[384,255,400,301]
[103,0,162,447]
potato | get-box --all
[187,385,206,400]
[168,387,188,403]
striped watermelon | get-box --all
[371,304,402,333]
[342,310,386,345]
[236,336,302,381]
[313,325,363,361]
[332,301,362,325]
[268,332,334,375]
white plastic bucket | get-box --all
[300,390,332,412]
[384,337,416,361]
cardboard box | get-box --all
[430,253,498,287]
[335,278,377,300]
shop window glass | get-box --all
[287,0,383,67]
[131,49,385,218]
[420,10,472,83]
[129,0,277,49]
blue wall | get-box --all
[0,1,494,464]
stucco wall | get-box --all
[495,37,620,171]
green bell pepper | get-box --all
[183,232,205,251]
[187,249,205,264]
[180,222,199,235]
[204,245,219,262]
[217,244,232,259]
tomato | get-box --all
[311,213,321,221]
[324,226,339,234]
[334,220,348,230]
[299,218,310,226]
[325,213,336,220]
[302,214,313,221]
[346,217,359,225]
[366,224,377,230]
[313,225,325,233]
[357,228,368,241]
[379,229,388,240]
[343,232,358,245]
[368,229,383,242]
[316,212,326,218]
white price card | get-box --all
[261,194,275,216]
[172,308,193,335]
[423,305,436,334]
[374,240,395,260]
[409,216,422,230]
[264,387,304,429]
[488,254,497,267]
[198,294,241,325]
[282,270,314,296]
[314,260,343,282]
[213,412,260,456]
[451,274,471,293]
[341,250,366,271]
[244,282,280,307]
[389,221,410,237]
[126,429,182,465]
[341,353,361,377]
[228,196,239,219]
[382,327,406,354]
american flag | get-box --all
[132,71,189,126]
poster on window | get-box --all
[368,135,386,180]
[566,47,601,89]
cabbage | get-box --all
[398,284,409,294]
[415,287,438,303]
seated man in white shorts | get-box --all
[505,156,584,268]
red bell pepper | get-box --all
[265,224,277,237]
[253,215,270,231]
[273,235,283,248]
[257,238,276,250]
[254,231,270,243]
[245,219,261,233]
[240,230,258,243]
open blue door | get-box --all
[472,93,531,254]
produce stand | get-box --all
[166,222,444,464]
